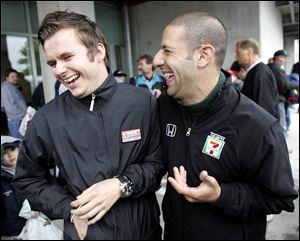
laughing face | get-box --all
[44,28,107,98]
[153,25,196,100]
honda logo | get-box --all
[166,124,177,137]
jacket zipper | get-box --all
[186,127,192,136]
[89,93,96,111]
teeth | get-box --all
[63,74,79,83]
[164,73,173,80]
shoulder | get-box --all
[116,83,154,105]
[230,87,277,131]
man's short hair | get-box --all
[236,38,260,55]
[38,10,109,67]
[138,55,153,65]
[167,12,227,68]
[5,68,18,78]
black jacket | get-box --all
[268,63,299,102]
[1,169,26,236]
[13,73,166,240]
[242,62,279,118]
[158,78,297,240]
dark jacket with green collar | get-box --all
[157,71,297,240]
[13,72,165,240]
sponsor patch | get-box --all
[202,132,225,159]
[121,129,141,143]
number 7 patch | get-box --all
[202,133,225,159]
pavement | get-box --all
[156,104,299,240]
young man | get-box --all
[1,68,27,139]
[13,11,165,240]
[153,12,297,240]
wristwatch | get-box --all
[115,175,134,198]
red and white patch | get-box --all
[121,129,141,143]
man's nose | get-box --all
[153,50,164,68]
[54,61,67,77]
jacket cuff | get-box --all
[211,183,231,210]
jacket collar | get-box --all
[89,71,117,101]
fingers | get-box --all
[199,170,217,187]
[168,166,188,195]
[168,176,185,195]
[173,166,187,184]
[71,188,95,208]
[88,209,107,225]
[72,202,102,219]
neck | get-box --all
[181,68,220,105]
[91,65,109,93]
[145,71,153,80]
[247,55,259,69]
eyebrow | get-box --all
[47,52,73,66]
[162,45,173,50]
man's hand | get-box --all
[71,178,121,225]
[73,215,88,240]
[168,166,221,203]
[153,89,162,98]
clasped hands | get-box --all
[70,178,121,240]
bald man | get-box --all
[153,12,297,240]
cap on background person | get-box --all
[1,135,22,149]
[113,69,127,77]
[274,50,288,57]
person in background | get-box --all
[13,11,165,240]
[1,136,39,239]
[1,68,27,139]
[268,50,299,135]
[135,54,165,98]
[229,60,247,91]
[286,62,299,130]
[236,38,279,119]
[153,11,297,240]
[113,69,127,83]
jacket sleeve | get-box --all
[213,122,298,221]
[12,116,74,220]
[276,68,299,96]
[122,97,167,197]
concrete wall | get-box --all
[284,36,298,73]
[36,1,95,103]
[259,1,283,64]
[129,1,261,71]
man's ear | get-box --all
[196,45,215,68]
[95,43,106,63]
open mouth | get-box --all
[63,74,80,84]
[164,72,175,85]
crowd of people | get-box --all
[1,9,299,241]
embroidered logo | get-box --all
[166,124,177,137]
[202,132,225,159]
[121,129,141,143]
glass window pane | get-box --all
[1,1,27,33]
[29,1,39,34]
[95,3,123,45]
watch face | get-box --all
[121,181,133,197]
